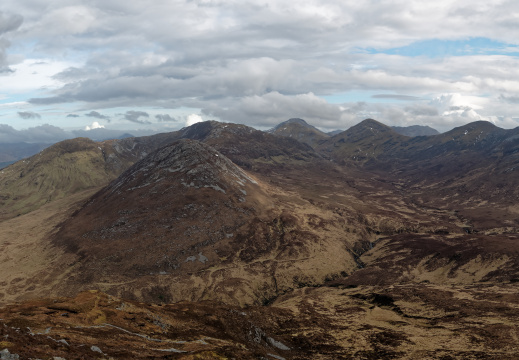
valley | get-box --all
[0,118,518,358]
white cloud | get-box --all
[186,114,203,127]
[5,59,74,94]
[2,0,519,134]
[85,121,104,131]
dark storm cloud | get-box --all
[85,111,110,120]
[123,110,151,124]
[18,111,41,119]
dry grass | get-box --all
[0,187,100,305]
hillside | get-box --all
[50,139,361,305]
[0,121,323,222]
[0,138,125,222]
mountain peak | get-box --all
[268,118,329,148]
[53,139,273,294]
[286,117,309,125]
[354,118,393,131]
[269,118,317,132]
[392,125,440,137]
[109,138,259,198]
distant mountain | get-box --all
[392,125,439,136]
[118,132,135,139]
[268,118,329,148]
[0,161,15,169]
[318,118,408,165]
[166,120,322,171]
[0,142,50,168]
[327,129,343,136]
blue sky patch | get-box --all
[366,37,519,58]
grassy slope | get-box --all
[0,138,121,222]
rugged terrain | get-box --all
[1,118,519,358]
[0,285,517,359]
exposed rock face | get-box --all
[107,138,260,201]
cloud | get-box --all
[186,114,203,127]
[155,114,176,122]
[123,110,151,124]
[499,94,519,104]
[66,114,79,117]
[0,11,23,34]
[0,123,72,143]
[404,104,439,117]
[85,121,105,131]
[6,1,519,133]
[85,111,110,120]
[18,111,41,119]
[202,91,360,130]
[0,11,23,73]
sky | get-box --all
[1,0,519,143]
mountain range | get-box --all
[0,118,518,358]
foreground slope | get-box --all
[1,285,518,359]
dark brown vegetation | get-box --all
[1,118,519,358]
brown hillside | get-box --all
[51,139,361,305]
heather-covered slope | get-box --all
[51,139,360,305]
[1,285,518,359]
